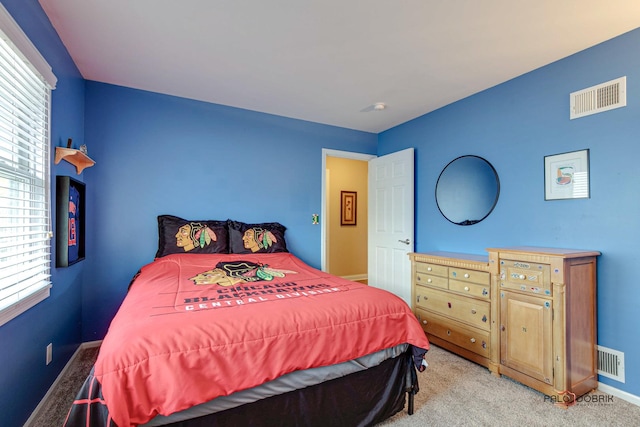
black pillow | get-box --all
[156,215,228,258]
[228,220,288,254]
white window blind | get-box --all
[0,4,56,327]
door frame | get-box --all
[321,148,376,272]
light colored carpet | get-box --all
[380,345,640,427]
[29,344,640,426]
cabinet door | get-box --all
[500,291,553,384]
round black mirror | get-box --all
[435,155,500,225]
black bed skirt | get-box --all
[167,350,411,427]
[66,350,415,427]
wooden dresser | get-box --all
[410,247,599,404]
[409,252,499,374]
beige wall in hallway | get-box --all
[326,156,368,278]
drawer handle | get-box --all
[422,320,428,325]
[470,338,476,343]
[471,309,477,314]
[519,274,525,280]
[464,286,470,291]
[427,267,432,271]
[427,278,432,283]
[447,330,451,336]
[464,273,470,279]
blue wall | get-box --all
[0,1,86,426]
[2,1,640,425]
[379,28,640,397]
[81,82,377,341]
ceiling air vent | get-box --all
[570,76,626,120]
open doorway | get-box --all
[321,148,414,303]
[321,149,375,281]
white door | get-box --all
[368,148,414,306]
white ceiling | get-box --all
[39,0,640,133]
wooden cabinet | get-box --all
[410,247,599,404]
[488,246,600,403]
[409,252,499,374]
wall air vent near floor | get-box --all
[570,76,626,119]
[597,345,625,383]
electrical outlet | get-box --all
[46,343,52,365]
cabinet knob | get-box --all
[464,273,470,279]
[422,320,428,325]
[464,286,470,291]
[427,278,432,283]
[427,267,432,271]
[519,274,525,280]
[470,338,476,343]
[471,309,477,314]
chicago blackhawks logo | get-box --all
[242,227,277,252]
[175,222,218,252]
[190,261,297,286]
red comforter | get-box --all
[94,253,429,427]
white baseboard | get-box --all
[598,381,640,407]
[23,340,102,427]
[81,340,103,349]
[342,274,367,282]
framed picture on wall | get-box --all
[544,149,590,201]
[56,176,86,267]
[341,191,357,226]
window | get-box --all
[0,4,56,327]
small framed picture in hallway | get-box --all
[341,191,357,226]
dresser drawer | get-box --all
[415,273,448,289]
[449,267,490,286]
[415,262,448,278]
[415,308,490,358]
[499,259,552,296]
[415,287,491,331]
[449,279,490,299]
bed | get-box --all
[64,217,430,427]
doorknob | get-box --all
[398,239,411,245]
